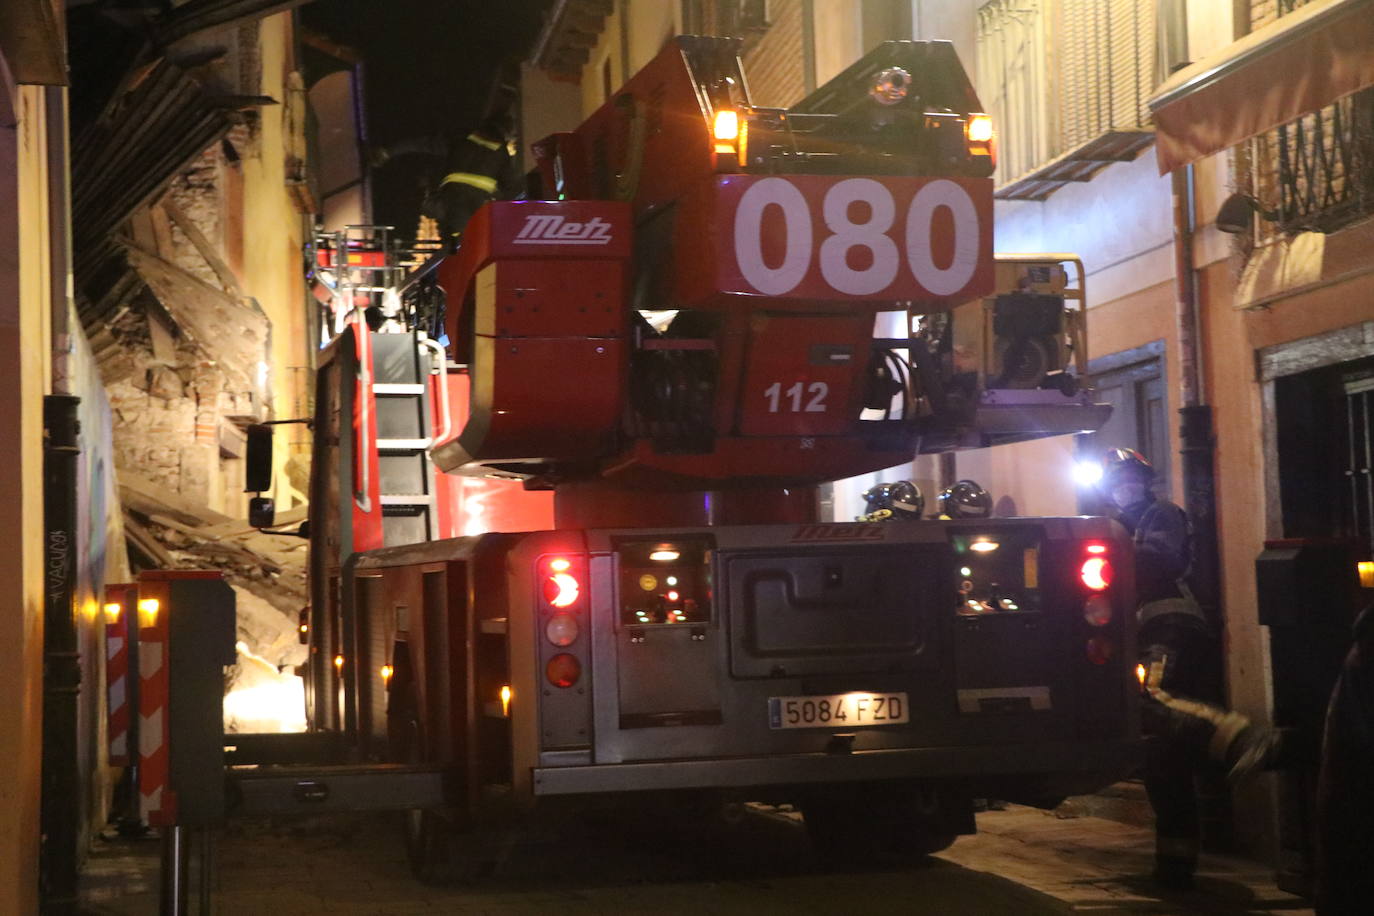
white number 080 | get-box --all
[733,177,980,298]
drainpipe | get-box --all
[41,395,81,913]
[1172,162,1229,851]
[1170,164,1220,629]
[40,84,81,914]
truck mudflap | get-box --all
[528,737,1142,798]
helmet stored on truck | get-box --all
[938,480,992,519]
[862,480,924,520]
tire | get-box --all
[801,783,962,864]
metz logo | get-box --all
[513,214,614,246]
[791,524,885,543]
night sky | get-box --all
[302,0,555,233]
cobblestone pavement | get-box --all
[78,804,1314,915]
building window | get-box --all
[976,0,1160,200]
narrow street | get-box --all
[79,803,1311,915]
[6,1,1373,913]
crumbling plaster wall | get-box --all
[102,18,314,694]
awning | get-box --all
[1148,0,1374,173]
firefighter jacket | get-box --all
[438,131,521,199]
[1113,494,1211,638]
[1116,495,1189,604]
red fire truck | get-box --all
[246,36,1137,880]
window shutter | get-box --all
[976,0,1049,186]
[1060,0,1152,148]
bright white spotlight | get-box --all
[1074,461,1104,487]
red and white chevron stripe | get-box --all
[104,584,136,766]
[136,578,176,828]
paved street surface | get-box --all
[79,803,1314,915]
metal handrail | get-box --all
[419,337,452,450]
[353,308,373,514]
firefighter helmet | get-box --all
[938,480,993,519]
[863,480,924,520]
[1101,447,1155,487]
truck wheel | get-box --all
[801,785,960,863]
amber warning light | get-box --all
[713,109,739,142]
[137,598,160,628]
[966,114,994,143]
[965,113,996,174]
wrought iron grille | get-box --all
[1281,90,1374,232]
[1257,88,1374,235]
[1247,0,1374,235]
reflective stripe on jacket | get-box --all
[440,171,498,193]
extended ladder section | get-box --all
[370,332,442,547]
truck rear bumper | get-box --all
[531,738,1141,797]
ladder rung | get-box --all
[380,494,434,507]
[373,383,426,395]
[376,438,431,451]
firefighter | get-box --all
[1314,600,1374,914]
[370,107,521,246]
[426,105,521,245]
[1101,447,1279,889]
[937,479,992,520]
[859,480,924,522]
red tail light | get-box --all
[543,571,580,608]
[545,653,582,688]
[1080,556,1112,591]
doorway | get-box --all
[1088,341,1170,494]
[1274,354,1374,553]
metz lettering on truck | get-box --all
[513,214,614,245]
[791,523,885,542]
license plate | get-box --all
[768,692,909,729]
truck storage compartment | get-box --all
[724,544,948,678]
[949,525,1088,743]
[614,536,721,728]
